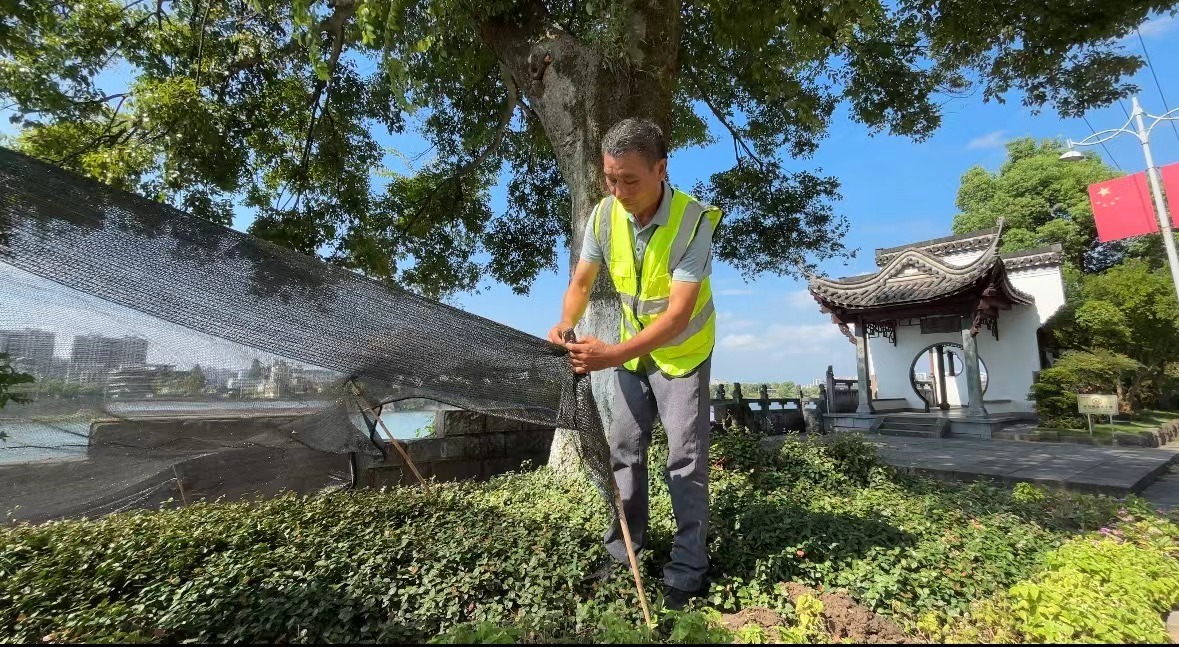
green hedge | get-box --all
[1,430,1174,643]
[1030,349,1140,428]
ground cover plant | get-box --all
[2,429,1177,643]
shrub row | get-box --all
[1029,349,1140,427]
[1,429,1173,643]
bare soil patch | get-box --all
[782,582,914,644]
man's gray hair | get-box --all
[601,118,667,164]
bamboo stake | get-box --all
[613,479,653,627]
[562,327,652,626]
[349,381,431,492]
[172,465,189,507]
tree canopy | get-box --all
[955,136,1179,409]
[951,137,1128,275]
[3,0,1175,300]
[1047,258,1179,401]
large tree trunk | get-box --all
[479,4,680,471]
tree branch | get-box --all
[292,81,327,205]
[194,0,215,87]
[517,95,540,121]
[222,1,352,87]
[69,92,129,106]
[284,0,357,212]
[321,0,356,74]
[691,79,764,168]
[396,67,521,237]
[476,0,569,93]
[53,95,131,166]
[456,66,519,178]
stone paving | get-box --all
[1140,446,1179,511]
[765,433,1179,497]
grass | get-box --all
[1037,409,1179,440]
[1109,409,1177,433]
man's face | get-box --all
[603,151,667,216]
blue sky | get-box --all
[6,13,1179,385]
[454,13,1179,384]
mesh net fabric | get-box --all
[0,146,614,523]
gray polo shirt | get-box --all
[579,182,714,282]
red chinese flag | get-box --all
[1088,173,1157,242]
[1161,162,1179,225]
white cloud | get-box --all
[784,289,818,310]
[1138,14,1176,38]
[966,130,1007,150]
[715,288,755,296]
[718,333,761,350]
[717,311,756,330]
[718,323,846,355]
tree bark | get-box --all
[1131,369,1150,411]
[479,2,680,471]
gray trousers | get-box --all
[604,356,711,592]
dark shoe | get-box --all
[662,583,706,611]
[582,557,623,583]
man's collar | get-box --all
[628,181,672,228]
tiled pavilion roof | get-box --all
[806,222,1057,322]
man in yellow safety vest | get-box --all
[549,117,720,610]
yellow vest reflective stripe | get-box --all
[591,189,721,376]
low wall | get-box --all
[871,398,907,413]
[89,414,309,450]
[825,414,882,434]
[358,410,555,487]
[87,409,556,492]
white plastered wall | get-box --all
[866,263,1065,414]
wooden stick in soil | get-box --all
[562,327,651,625]
[613,478,653,627]
[172,465,189,507]
[349,381,431,492]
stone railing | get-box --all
[711,382,816,434]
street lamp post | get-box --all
[1062,96,1179,304]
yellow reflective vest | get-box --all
[591,187,721,376]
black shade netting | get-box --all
[0,146,613,524]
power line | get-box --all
[1082,114,1123,170]
[1118,99,1132,121]
[1137,28,1179,144]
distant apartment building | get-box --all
[302,368,340,387]
[67,334,149,384]
[105,364,176,399]
[204,366,235,391]
[0,328,56,378]
[223,360,313,399]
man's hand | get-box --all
[566,335,621,374]
[548,321,574,345]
